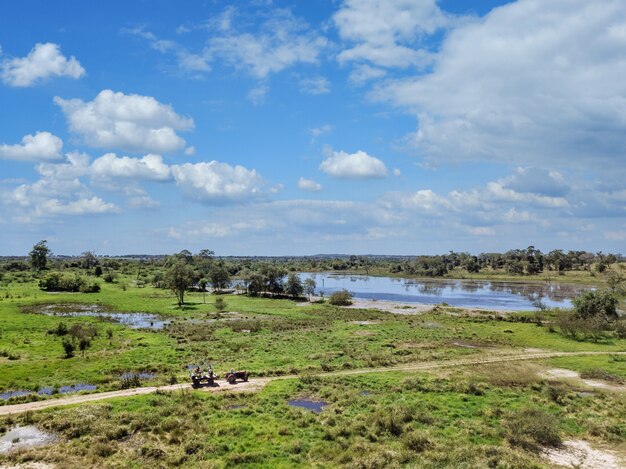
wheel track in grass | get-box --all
[1,350,624,416]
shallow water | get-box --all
[0,383,98,400]
[0,426,56,453]
[288,399,328,413]
[29,304,170,329]
[300,273,588,311]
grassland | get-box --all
[0,269,624,467]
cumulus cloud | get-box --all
[0,131,63,162]
[333,0,450,68]
[171,161,264,203]
[320,149,388,179]
[54,89,194,153]
[4,174,119,221]
[90,153,171,181]
[34,197,118,217]
[1,42,85,87]
[297,177,322,192]
[374,0,626,169]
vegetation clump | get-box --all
[328,289,353,306]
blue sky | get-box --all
[0,0,624,256]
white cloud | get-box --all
[375,0,626,170]
[467,226,495,236]
[320,149,388,180]
[54,89,194,153]
[605,230,626,241]
[207,9,328,79]
[171,161,264,203]
[333,0,450,68]
[3,173,119,222]
[1,42,85,87]
[0,131,63,162]
[299,76,330,95]
[297,177,322,192]
[348,64,387,85]
[36,152,90,179]
[35,197,119,217]
[393,168,401,176]
[247,84,269,105]
[122,26,177,52]
[90,153,171,181]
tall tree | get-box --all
[165,261,194,307]
[30,240,51,271]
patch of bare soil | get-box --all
[543,440,624,469]
[345,299,433,314]
[542,369,626,392]
[354,330,375,336]
[451,341,494,349]
[350,320,379,325]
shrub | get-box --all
[573,290,618,319]
[403,431,433,453]
[329,289,353,306]
[48,322,68,336]
[62,339,75,358]
[505,408,562,451]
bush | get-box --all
[329,289,353,306]
[573,290,618,319]
[62,339,75,358]
[505,408,562,451]
[39,273,100,293]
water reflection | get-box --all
[300,273,588,311]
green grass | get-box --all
[1,369,624,468]
[1,277,624,397]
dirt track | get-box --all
[1,350,624,416]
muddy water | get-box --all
[301,273,589,311]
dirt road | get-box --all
[1,350,624,416]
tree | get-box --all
[165,261,194,306]
[572,290,618,320]
[285,273,304,298]
[198,278,209,303]
[304,278,317,300]
[209,265,231,293]
[80,251,98,269]
[30,240,51,271]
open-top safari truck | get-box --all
[190,364,217,388]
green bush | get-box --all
[329,289,353,306]
[573,290,618,319]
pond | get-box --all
[27,304,170,329]
[299,273,588,311]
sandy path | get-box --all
[1,351,624,416]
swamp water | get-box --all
[301,273,588,310]
[27,303,170,329]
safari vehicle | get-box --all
[224,369,249,384]
[190,365,217,388]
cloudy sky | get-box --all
[0,0,624,256]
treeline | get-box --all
[388,247,621,277]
